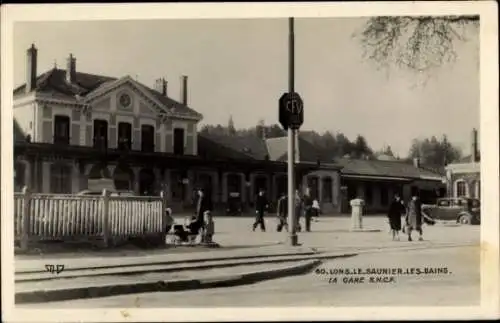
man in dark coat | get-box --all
[302,188,314,232]
[406,195,424,241]
[253,189,269,231]
[387,194,406,241]
[276,192,289,232]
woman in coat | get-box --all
[387,194,405,241]
[406,195,424,241]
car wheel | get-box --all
[458,214,472,225]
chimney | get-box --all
[66,53,76,83]
[26,44,38,93]
[180,75,188,105]
[413,157,420,168]
[154,78,168,96]
[162,78,167,96]
[471,128,478,162]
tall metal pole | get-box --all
[287,17,298,246]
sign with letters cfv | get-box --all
[279,92,304,130]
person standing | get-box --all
[406,194,424,241]
[387,194,406,241]
[294,189,303,232]
[195,187,213,237]
[276,192,289,232]
[302,188,314,232]
[253,189,268,232]
[312,198,321,222]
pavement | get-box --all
[14,216,480,304]
[45,245,478,308]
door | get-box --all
[173,128,185,155]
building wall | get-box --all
[30,81,198,155]
[13,102,36,140]
[446,162,481,199]
[340,178,445,214]
[304,169,341,213]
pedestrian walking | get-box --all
[294,190,303,232]
[276,192,289,232]
[252,189,269,231]
[387,194,406,241]
[311,198,321,222]
[302,188,314,232]
[406,194,424,241]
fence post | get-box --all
[161,190,168,242]
[20,186,32,251]
[102,189,111,248]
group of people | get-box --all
[253,188,321,233]
[168,187,215,244]
[387,193,425,242]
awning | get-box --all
[342,174,413,182]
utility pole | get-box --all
[287,17,298,246]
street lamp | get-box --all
[287,17,298,246]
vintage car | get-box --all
[421,197,480,225]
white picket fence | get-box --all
[14,187,168,250]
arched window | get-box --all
[50,163,72,194]
[113,164,134,192]
[455,180,468,198]
[307,176,319,199]
[322,177,333,203]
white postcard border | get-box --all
[1,1,498,322]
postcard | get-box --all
[1,1,499,322]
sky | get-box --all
[13,18,480,157]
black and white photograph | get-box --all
[1,2,499,322]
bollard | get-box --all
[350,198,365,231]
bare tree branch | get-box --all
[355,15,479,72]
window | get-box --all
[227,173,241,193]
[93,119,108,149]
[437,199,450,207]
[456,180,467,197]
[470,180,480,198]
[380,185,389,206]
[254,175,268,196]
[307,176,319,199]
[117,122,132,150]
[365,183,373,205]
[14,162,26,191]
[50,163,72,194]
[347,184,357,200]
[54,115,70,145]
[322,177,333,202]
[173,128,185,155]
[141,124,155,152]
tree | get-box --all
[407,135,462,165]
[356,15,479,72]
[255,119,266,139]
[383,145,395,157]
[352,135,373,159]
[227,115,236,135]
